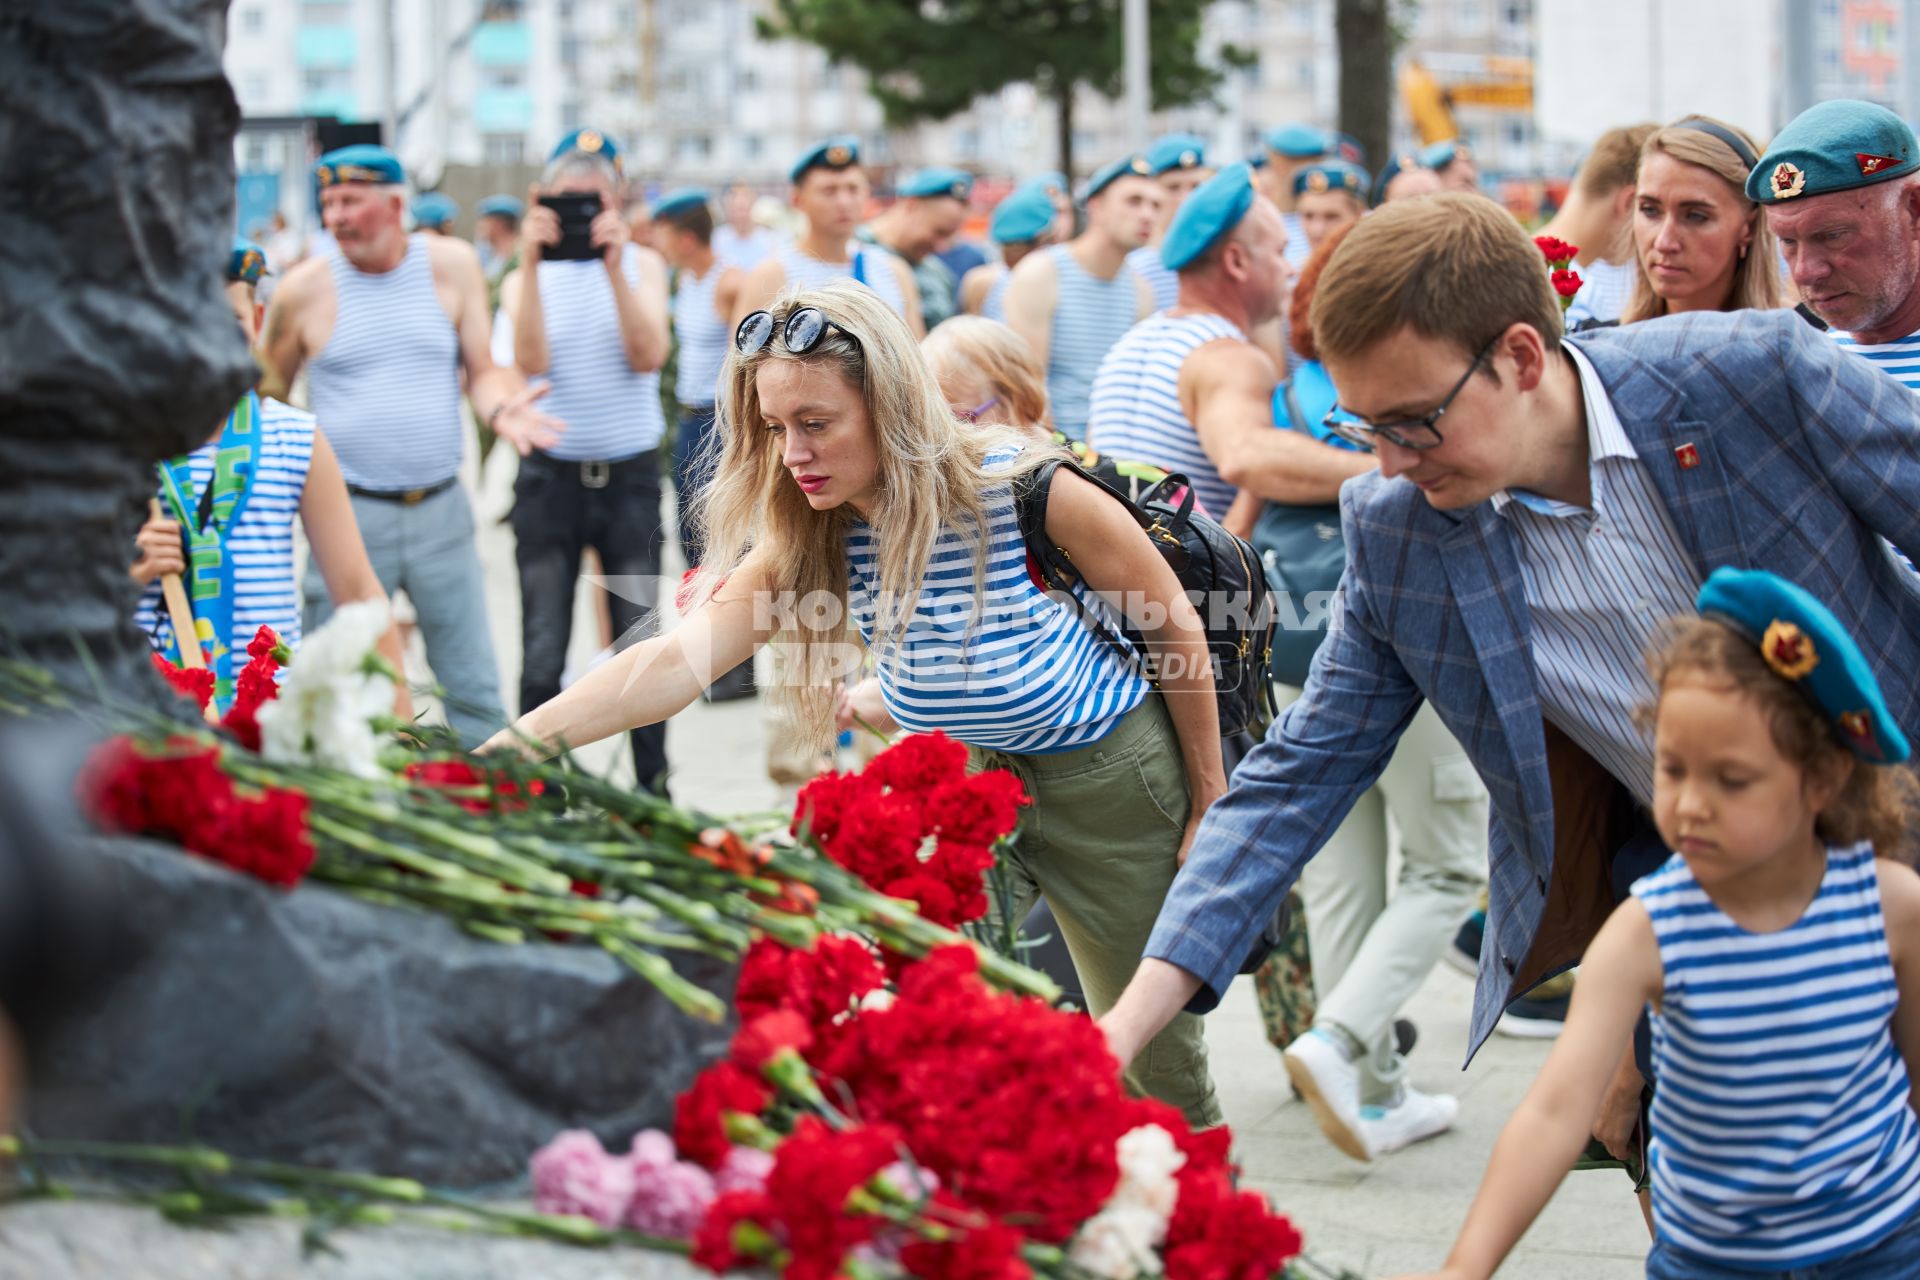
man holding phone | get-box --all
[491,129,675,795]
[261,145,560,745]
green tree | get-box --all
[759,0,1250,181]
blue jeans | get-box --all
[1646,1206,1920,1278]
[671,406,716,568]
[303,484,505,747]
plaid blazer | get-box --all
[1146,308,1920,1055]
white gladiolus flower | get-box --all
[258,599,396,777]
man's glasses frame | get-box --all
[1322,333,1500,452]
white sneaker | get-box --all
[1283,1030,1370,1161]
[1359,1085,1459,1157]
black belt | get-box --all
[523,451,653,491]
[346,476,458,504]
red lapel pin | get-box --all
[1674,442,1701,471]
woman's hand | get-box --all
[1593,1054,1644,1163]
[1177,782,1225,867]
[131,513,184,584]
[834,678,896,740]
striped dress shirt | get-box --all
[1491,343,1702,807]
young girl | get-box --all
[1394,566,1920,1279]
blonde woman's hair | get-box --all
[920,316,1052,432]
[1621,116,1784,324]
[689,281,1062,750]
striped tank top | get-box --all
[981,267,1012,324]
[1632,841,1920,1268]
[134,398,315,656]
[1828,328,1919,573]
[307,234,464,489]
[1126,244,1179,313]
[844,450,1148,754]
[673,260,730,409]
[776,242,909,321]
[523,247,664,461]
[1085,311,1244,517]
[1044,243,1141,441]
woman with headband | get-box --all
[1621,116,1785,323]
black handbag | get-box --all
[1251,377,1348,687]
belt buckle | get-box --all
[581,460,612,490]
[401,487,428,505]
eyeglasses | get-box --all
[1321,334,1499,452]
[734,306,863,359]
[959,396,999,423]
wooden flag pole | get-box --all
[150,497,205,670]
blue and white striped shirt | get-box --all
[981,268,1012,325]
[1832,328,1920,392]
[844,451,1148,754]
[1085,311,1244,518]
[1565,257,1638,328]
[1126,245,1180,313]
[672,260,731,409]
[134,397,315,657]
[489,247,664,462]
[1634,842,1920,1268]
[1492,344,1702,806]
[307,235,464,490]
[1044,244,1141,441]
[776,242,910,321]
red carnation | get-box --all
[863,731,969,794]
[1551,267,1583,299]
[791,769,881,842]
[1533,234,1578,266]
[899,1202,1033,1280]
[731,1009,815,1072]
[691,1189,774,1273]
[245,625,291,665]
[673,1061,774,1170]
[736,935,886,1056]
[221,643,283,753]
[1163,1188,1303,1280]
[922,771,1029,845]
[763,1117,901,1280]
[150,652,215,710]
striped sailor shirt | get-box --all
[1491,343,1702,807]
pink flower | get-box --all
[625,1129,718,1240]
[530,1130,636,1228]
[715,1144,776,1195]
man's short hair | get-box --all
[1574,123,1660,199]
[658,202,715,244]
[1311,193,1563,365]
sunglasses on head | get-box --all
[734,306,863,359]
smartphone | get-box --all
[538,193,603,261]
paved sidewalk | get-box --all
[448,453,1651,1278]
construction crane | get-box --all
[1399,54,1533,146]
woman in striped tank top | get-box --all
[1397,569,1920,1280]
[492,282,1229,1128]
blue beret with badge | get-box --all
[1371,151,1424,207]
[650,187,711,220]
[228,238,268,286]
[898,167,974,201]
[1161,161,1257,272]
[1029,170,1069,198]
[1745,98,1919,205]
[1695,567,1911,763]
[791,135,862,184]
[476,194,524,220]
[1419,139,1470,172]
[989,183,1056,244]
[550,128,622,171]
[1148,133,1210,176]
[1085,152,1155,201]
[1264,123,1329,159]
[411,192,459,230]
[1293,159,1371,201]
[314,144,404,188]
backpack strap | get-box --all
[1013,458,1147,675]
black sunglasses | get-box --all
[734,306,863,359]
[1322,334,1500,452]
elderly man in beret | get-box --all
[1753,99,1920,389]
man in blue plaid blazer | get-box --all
[1102,194,1920,1159]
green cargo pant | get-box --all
[977,695,1224,1129]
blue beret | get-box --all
[476,194,524,220]
[1086,153,1155,201]
[410,192,459,229]
[1420,139,1471,172]
[1747,98,1920,205]
[314,144,403,187]
[1695,567,1910,763]
[1161,162,1257,272]
[650,186,711,220]
[1028,170,1069,198]
[1371,152,1425,207]
[228,238,268,286]
[550,128,622,169]
[898,167,974,201]
[1335,132,1367,167]
[989,184,1055,244]
[1293,160,1371,201]
[1263,123,1329,159]
[1148,133,1209,176]
[790,135,861,183]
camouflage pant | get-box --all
[1251,889,1316,1050]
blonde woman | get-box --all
[1621,116,1784,323]
[489,282,1228,1127]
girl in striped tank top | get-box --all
[1398,568,1920,1280]
[492,282,1230,1128]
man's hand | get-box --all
[591,207,631,268]
[490,383,565,456]
[1593,1053,1644,1162]
[131,513,184,584]
[519,187,561,264]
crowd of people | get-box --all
[132,92,1920,1278]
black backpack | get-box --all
[1014,458,1278,738]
